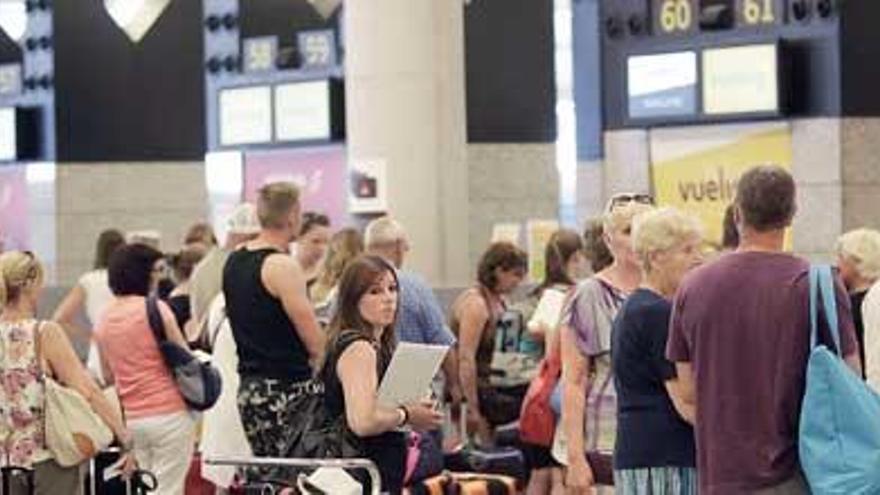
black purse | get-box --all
[286,393,363,459]
[285,332,368,460]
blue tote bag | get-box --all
[799,264,880,494]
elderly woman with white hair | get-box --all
[611,207,703,494]
[836,228,880,382]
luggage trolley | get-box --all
[205,455,382,495]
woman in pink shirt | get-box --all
[96,244,194,495]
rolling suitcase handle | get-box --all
[205,455,382,495]
[1,466,33,495]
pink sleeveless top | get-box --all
[95,297,187,419]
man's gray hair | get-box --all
[364,216,406,248]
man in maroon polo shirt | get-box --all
[666,166,861,495]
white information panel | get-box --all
[219,86,273,146]
[273,81,331,142]
[0,108,16,161]
[703,44,779,115]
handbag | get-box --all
[799,264,880,494]
[286,331,366,460]
[145,296,222,411]
[290,395,363,460]
[519,330,562,447]
[35,323,114,467]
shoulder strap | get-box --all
[475,285,500,335]
[809,264,842,355]
[33,320,49,377]
[145,296,167,343]
[209,308,227,351]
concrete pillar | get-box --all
[344,0,469,286]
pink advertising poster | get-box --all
[243,146,348,228]
[0,165,29,252]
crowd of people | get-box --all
[2,165,880,494]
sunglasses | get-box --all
[605,193,654,213]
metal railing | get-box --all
[204,455,381,495]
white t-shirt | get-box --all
[79,269,114,386]
[863,281,880,393]
[200,294,251,488]
[78,269,114,325]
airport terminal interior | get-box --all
[2,0,880,494]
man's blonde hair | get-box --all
[257,182,300,229]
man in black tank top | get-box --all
[222,182,326,463]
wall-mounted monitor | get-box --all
[627,51,698,120]
[702,43,780,115]
[219,85,273,146]
[274,80,331,142]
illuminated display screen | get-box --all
[274,80,331,142]
[627,51,697,119]
[702,44,779,115]
[0,107,16,161]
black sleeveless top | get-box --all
[223,247,312,381]
[321,331,406,494]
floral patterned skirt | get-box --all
[236,375,324,482]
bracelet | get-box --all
[397,406,409,427]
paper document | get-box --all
[527,288,567,334]
[377,342,449,407]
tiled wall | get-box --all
[54,162,208,285]
[467,143,558,272]
[842,118,880,233]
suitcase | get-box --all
[445,404,527,484]
[408,472,517,495]
[85,450,129,495]
[1,466,33,495]
[86,449,158,495]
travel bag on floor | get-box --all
[1,466,33,495]
[445,404,527,484]
[799,264,880,494]
[407,472,517,495]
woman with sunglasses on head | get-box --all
[557,195,654,494]
[0,251,135,494]
[514,229,585,495]
[611,208,703,494]
[320,255,442,494]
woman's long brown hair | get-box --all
[324,255,399,369]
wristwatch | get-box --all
[119,435,135,454]
[397,406,409,427]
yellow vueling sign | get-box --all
[650,123,793,247]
